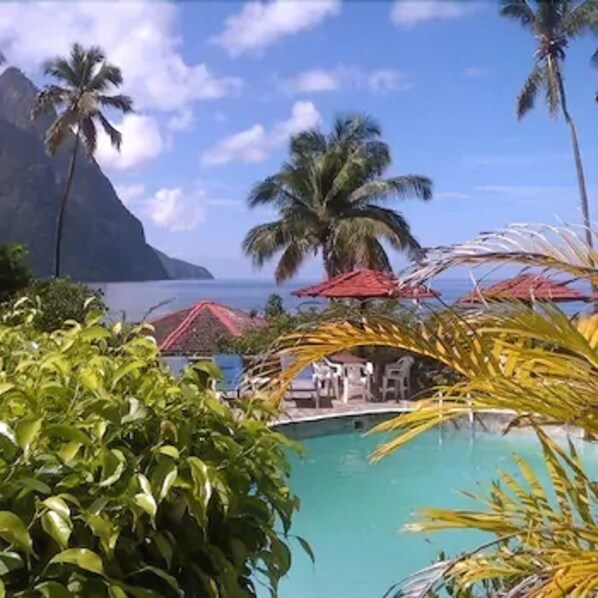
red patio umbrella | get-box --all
[293,268,439,300]
[460,273,589,304]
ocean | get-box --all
[95,278,477,322]
[94,277,590,322]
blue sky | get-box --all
[2,1,598,279]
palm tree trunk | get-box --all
[556,71,593,249]
[54,129,80,278]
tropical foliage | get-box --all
[31,43,133,277]
[16,278,106,333]
[0,244,31,303]
[0,300,301,596]
[266,224,598,596]
[243,114,432,282]
[500,0,598,247]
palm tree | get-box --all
[500,0,598,248]
[267,224,598,596]
[242,114,432,283]
[32,43,133,277]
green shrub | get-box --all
[0,302,302,596]
[264,294,285,319]
[0,244,31,302]
[18,278,106,332]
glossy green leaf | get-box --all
[36,581,71,598]
[0,512,33,553]
[0,384,14,398]
[99,449,125,487]
[187,457,213,508]
[0,551,23,576]
[158,445,180,460]
[0,422,15,445]
[121,397,147,424]
[46,424,92,446]
[41,511,72,549]
[17,476,51,494]
[152,461,178,503]
[296,536,315,564]
[58,441,82,463]
[113,362,144,385]
[42,497,70,520]
[15,416,42,451]
[133,493,157,518]
[79,326,112,342]
[50,548,104,575]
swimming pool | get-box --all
[276,422,598,598]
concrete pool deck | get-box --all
[274,398,585,440]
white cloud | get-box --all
[201,100,321,166]
[115,183,146,206]
[367,69,409,93]
[96,114,164,171]
[146,187,206,231]
[212,0,340,56]
[391,1,482,28]
[283,66,409,95]
[0,2,241,113]
[284,69,341,94]
[167,109,194,132]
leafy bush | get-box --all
[0,302,301,596]
[0,244,31,302]
[264,294,285,319]
[17,278,106,332]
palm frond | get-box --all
[31,86,70,120]
[411,224,598,285]
[80,115,97,156]
[44,110,78,155]
[88,62,123,92]
[329,113,381,146]
[499,0,536,27]
[242,221,293,267]
[42,56,78,86]
[96,111,122,151]
[348,176,433,205]
[248,174,310,211]
[516,65,545,119]
[289,129,327,159]
[274,239,312,283]
[563,0,598,37]
[340,205,423,260]
[98,93,133,114]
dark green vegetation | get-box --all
[243,114,432,283]
[0,244,31,302]
[32,43,134,277]
[17,278,106,333]
[0,303,301,596]
[500,0,597,247]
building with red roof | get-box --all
[150,301,266,355]
[460,274,588,304]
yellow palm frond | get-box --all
[411,223,598,286]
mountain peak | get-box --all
[0,67,50,134]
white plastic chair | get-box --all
[313,359,343,399]
[340,362,373,404]
[382,356,414,401]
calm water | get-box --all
[97,278,504,322]
[278,429,598,598]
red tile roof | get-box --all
[460,274,588,304]
[150,301,266,355]
[293,269,439,299]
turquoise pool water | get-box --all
[277,427,598,598]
